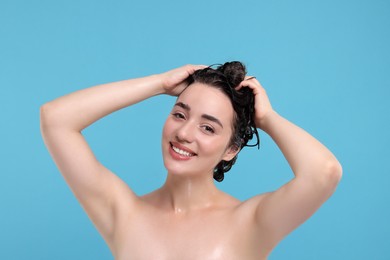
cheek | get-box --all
[162,118,174,139]
[199,136,230,158]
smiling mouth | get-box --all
[170,142,197,157]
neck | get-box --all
[158,173,220,213]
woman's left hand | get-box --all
[236,77,274,130]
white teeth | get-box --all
[172,145,194,157]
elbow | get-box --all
[296,158,343,194]
[327,159,342,180]
[321,159,343,188]
[40,104,51,138]
[40,102,59,130]
[40,103,52,128]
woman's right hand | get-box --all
[159,64,207,96]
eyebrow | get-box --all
[174,102,224,128]
[175,102,191,111]
[201,114,223,128]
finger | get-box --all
[194,64,208,69]
[191,64,208,70]
[245,76,262,85]
[235,76,258,89]
[236,82,255,92]
[236,80,262,95]
[186,64,208,74]
[235,76,256,90]
[245,76,256,80]
[242,76,263,88]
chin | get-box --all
[163,159,193,176]
[163,159,216,180]
[162,144,195,175]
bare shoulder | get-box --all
[236,192,270,215]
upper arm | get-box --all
[41,110,137,245]
[254,168,341,246]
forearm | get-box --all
[260,111,342,181]
[41,74,164,131]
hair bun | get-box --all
[217,61,246,87]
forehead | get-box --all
[176,83,234,123]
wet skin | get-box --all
[41,66,341,259]
[111,84,272,259]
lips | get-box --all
[169,142,197,159]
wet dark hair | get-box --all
[185,61,260,182]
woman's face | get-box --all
[162,83,238,178]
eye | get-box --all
[202,125,215,134]
[172,112,185,120]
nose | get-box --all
[175,121,196,143]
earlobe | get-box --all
[223,145,240,161]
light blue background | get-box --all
[1,0,389,259]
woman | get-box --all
[40,62,342,259]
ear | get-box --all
[222,144,240,162]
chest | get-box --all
[114,210,260,260]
